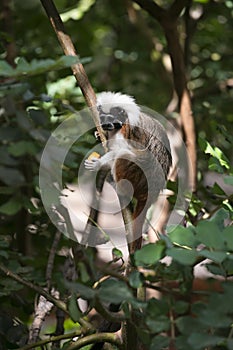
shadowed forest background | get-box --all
[0,0,233,349]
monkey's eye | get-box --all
[110,107,127,121]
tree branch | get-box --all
[1,0,17,66]
[169,0,190,18]
[66,332,124,350]
[94,296,126,323]
[0,263,67,313]
[40,0,106,146]
[133,0,167,23]
[0,263,95,335]
[46,230,61,289]
[133,0,197,191]
[28,230,62,343]
[18,329,84,350]
[164,23,196,190]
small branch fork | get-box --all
[28,230,62,343]
[134,0,196,192]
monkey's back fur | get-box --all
[114,112,172,212]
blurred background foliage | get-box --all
[0,0,233,349]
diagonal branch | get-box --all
[0,263,67,313]
[134,0,167,23]
[40,0,106,146]
[66,332,124,350]
[134,0,189,21]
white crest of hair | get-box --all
[97,91,140,125]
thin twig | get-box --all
[18,329,84,350]
[0,263,67,312]
[0,263,95,331]
[28,294,56,343]
[94,296,126,323]
[66,332,124,350]
[46,230,62,289]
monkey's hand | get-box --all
[94,131,100,140]
[84,157,101,172]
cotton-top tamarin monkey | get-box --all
[85,92,172,253]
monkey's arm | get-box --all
[84,151,115,172]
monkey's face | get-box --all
[97,106,128,130]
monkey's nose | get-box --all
[102,122,115,130]
[100,114,115,130]
[113,120,123,129]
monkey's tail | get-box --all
[127,200,148,255]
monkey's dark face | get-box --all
[97,106,128,130]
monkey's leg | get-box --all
[81,168,110,246]
[121,202,147,257]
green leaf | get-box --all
[198,137,212,153]
[198,137,230,171]
[195,221,225,249]
[0,165,25,186]
[0,60,14,77]
[8,141,37,157]
[168,225,197,248]
[224,175,233,187]
[55,55,80,69]
[208,157,224,172]
[112,247,123,259]
[68,293,82,323]
[28,108,48,126]
[146,315,170,333]
[209,208,229,230]
[1,56,80,78]
[214,146,230,169]
[0,250,9,259]
[211,182,226,196]
[0,187,15,194]
[98,279,133,304]
[150,335,170,350]
[0,278,23,293]
[194,0,209,3]
[147,298,169,317]
[199,309,232,328]
[176,315,202,335]
[188,332,224,349]
[64,281,95,300]
[128,270,143,289]
[134,241,166,266]
[15,57,30,73]
[0,236,10,248]
[198,249,227,263]
[173,301,189,315]
[61,0,96,22]
[227,339,233,350]
[167,247,197,265]
[77,262,90,283]
[0,197,22,215]
[223,226,233,250]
